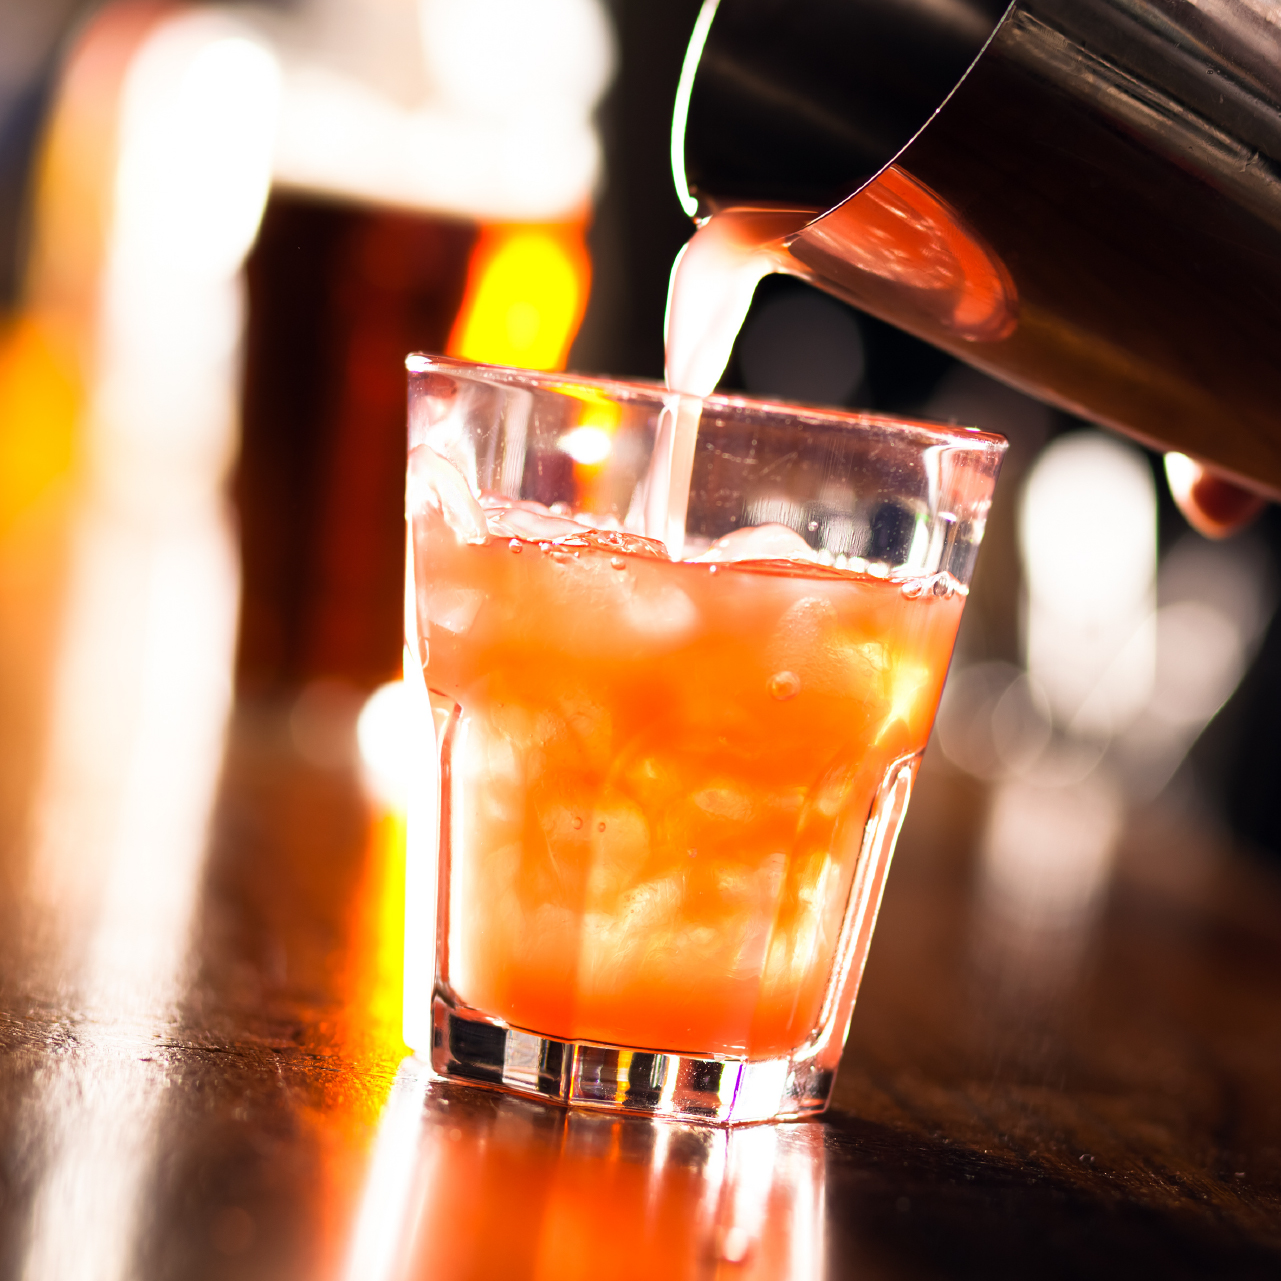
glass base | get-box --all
[428,994,835,1125]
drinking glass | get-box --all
[403,354,1004,1123]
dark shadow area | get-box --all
[568,0,705,380]
[1189,505,1281,864]
[235,192,476,696]
[822,1110,1281,1281]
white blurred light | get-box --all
[21,18,277,1279]
[268,0,613,220]
[1150,602,1244,729]
[717,1125,778,1268]
[558,425,612,465]
[947,482,1272,801]
[418,0,613,121]
[1158,530,1274,652]
[114,25,280,280]
[981,777,1122,925]
[343,1057,433,1281]
[936,662,1054,781]
[358,679,413,809]
[274,69,601,219]
[1020,432,1156,737]
[1162,451,1199,508]
[22,510,239,1281]
[95,13,281,521]
[1114,532,1276,798]
[27,2,271,1028]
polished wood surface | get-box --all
[2,503,1281,1280]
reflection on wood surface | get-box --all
[1,669,1281,1275]
[345,1066,823,1280]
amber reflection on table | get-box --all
[343,1073,820,1280]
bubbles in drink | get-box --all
[899,571,963,600]
[580,529,670,560]
[768,670,802,701]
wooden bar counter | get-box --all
[1,496,1280,1280]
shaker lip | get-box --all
[673,0,1013,220]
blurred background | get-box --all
[2,2,1281,1274]
[0,0,1278,1011]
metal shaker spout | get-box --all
[676,0,1281,499]
[783,166,1018,344]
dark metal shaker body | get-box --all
[676,0,1281,496]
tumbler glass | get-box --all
[403,354,1004,1123]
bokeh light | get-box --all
[448,222,591,370]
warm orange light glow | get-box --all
[315,807,412,1278]
[448,221,591,371]
[0,318,79,535]
[561,393,621,511]
[343,807,410,1068]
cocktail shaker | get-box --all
[673,0,1281,497]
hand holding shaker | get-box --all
[404,357,1003,1123]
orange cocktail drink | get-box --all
[406,356,1004,1123]
[418,499,961,1057]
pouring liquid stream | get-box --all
[662,206,819,398]
[652,165,1023,555]
[648,206,818,556]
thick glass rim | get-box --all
[406,352,1008,456]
